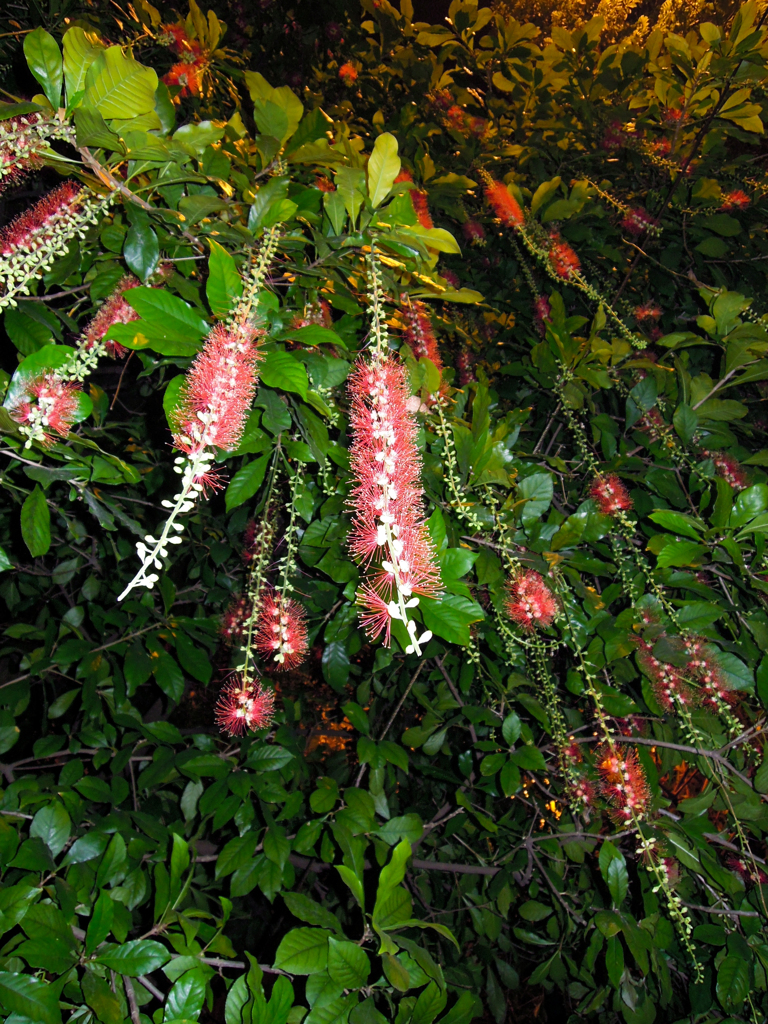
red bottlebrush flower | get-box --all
[568,773,596,813]
[401,300,442,369]
[338,63,358,85]
[80,274,141,358]
[663,107,685,124]
[462,219,485,244]
[597,744,650,822]
[357,584,393,646]
[315,175,336,193]
[505,570,559,632]
[430,89,454,111]
[590,474,632,516]
[444,105,467,132]
[548,238,581,279]
[621,207,657,236]
[158,23,202,58]
[455,348,475,386]
[9,373,80,448]
[442,269,460,289]
[601,120,627,151]
[635,302,662,322]
[484,180,524,229]
[637,408,666,441]
[725,855,768,887]
[708,451,749,491]
[215,675,275,736]
[172,322,263,459]
[533,295,551,336]
[394,169,413,184]
[0,181,83,257]
[220,595,252,644]
[682,636,738,710]
[255,591,309,670]
[346,354,442,647]
[163,60,204,98]
[720,189,749,212]
[649,138,672,156]
[410,189,434,229]
[635,639,696,712]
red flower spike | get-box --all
[596,744,650,822]
[400,300,446,405]
[215,675,275,736]
[10,373,80,447]
[0,113,48,192]
[462,220,485,244]
[533,296,551,336]
[220,595,252,644]
[346,353,442,646]
[484,180,524,229]
[720,190,749,212]
[255,591,309,670]
[315,175,335,193]
[410,189,434,229]
[568,774,596,812]
[682,636,738,710]
[0,181,83,257]
[635,639,697,712]
[709,451,748,491]
[637,408,666,441]
[621,207,657,236]
[590,474,633,516]
[163,60,205,98]
[80,274,141,358]
[172,322,263,458]
[548,238,581,279]
[339,63,358,85]
[505,570,559,631]
[725,854,768,887]
[635,302,662,323]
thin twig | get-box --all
[354,659,426,786]
[124,977,141,1024]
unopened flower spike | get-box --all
[347,251,442,655]
[0,112,75,194]
[0,181,110,309]
[117,230,280,602]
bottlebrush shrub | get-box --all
[4,6,768,1024]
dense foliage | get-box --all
[4,2,768,1023]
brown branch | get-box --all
[435,656,477,743]
[124,977,141,1024]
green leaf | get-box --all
[368,132,401,208]
[336,865,365,910]
[0,971,62,1024]
[85,889,115,954]
[95,938,170,976]
[716,955,750,1012]
[165,968,206,1021]
[225,454,270,512]
[0,546,12,572]
[82,968,123,1024]
[673,403,698,444]
[502,712,522,746]
[207,240,243,319]
[327,936,370,989]
[411,981,447,1024]
[274,928,331,975]
[245,72,303,143]
[648,510,704,540]
[599,841,628,906]
[63,26,104,101]
[261,351,309,399]
[284,893,343,934]
[84,45,158,119]
[517,472,553,523]
[24,28,63,109]
[21,485,51,557]
[420,593,485,646]
[123,220,160,283]
[30,800,70,857]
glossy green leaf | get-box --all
[24,28,63,109]
[21,486,50,557]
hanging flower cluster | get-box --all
[0,181,106,308]
[81,274,141,357]
[590,474,633,516]
[255,590,309,669]
[9,373,80,448]
[682,636,737,710]
[533,295,552,336]
[548,235,581,279]
[462,219,485,245]
[159,23,209,100]
[483,178,524,229]
[215,674,275,736]
[620,206,659,237]
[635,301,663,323]
[705,450,749,491]
[291,299,332,331]
[118,319,265,600]
[348,353,441,653]
[597,744,650,822]
[635,638,696,712]
[441,104,490,140]
[220,594,252,644]
[505,569,559,631]
[395,170,434,229]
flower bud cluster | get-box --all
[681,635,737,710]
[0,113,74,194]
[705,450,749,491]
[215,673,275,736]
[255,590,309,669]
[0,182,106,308]
[348,353,441,654]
